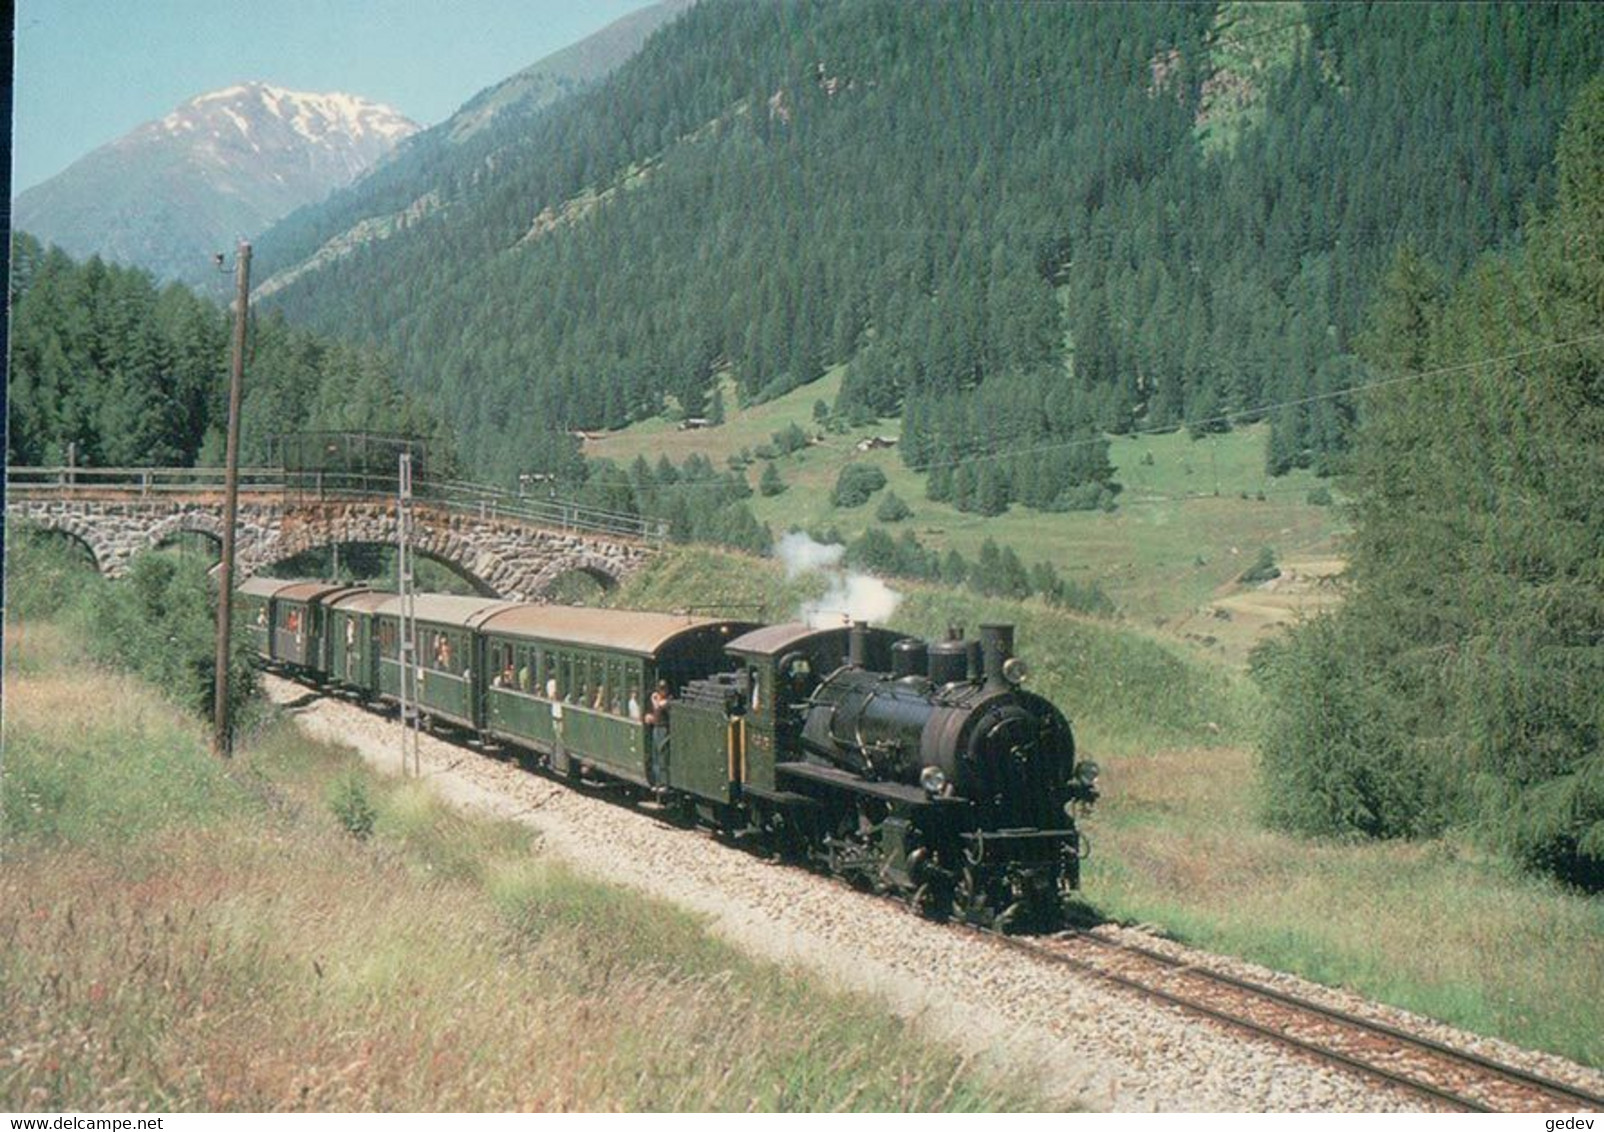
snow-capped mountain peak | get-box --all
[156,81,417,153]
[15,82,420,286]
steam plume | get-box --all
[775,531,902,627]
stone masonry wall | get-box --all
[11,496,654,600]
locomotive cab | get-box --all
[723,622,904,796]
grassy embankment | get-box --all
[613,547,1604,1068]
[584,366,1348,661]
[1,603,1036,1110]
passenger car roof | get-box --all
[478,606,754,658]
[275,581,366,604]
[723,622,837,658]
[725,621,904,667]
[327,590,396,614]
[237,576,311,599]
[369,594,521,629]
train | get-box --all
[238,578,1100,931]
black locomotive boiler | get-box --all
[717,620,1098,930]
[239,578,1098,931]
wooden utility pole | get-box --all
[212,241,252,757]
[397,451,421,776]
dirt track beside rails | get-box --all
[263,674,1600,1112]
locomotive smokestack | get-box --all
[848,620,868,668]
[979,624,1015,689]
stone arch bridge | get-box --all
[7,469,664,600]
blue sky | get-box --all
[12,0,655,194]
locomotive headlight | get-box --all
[1076,760,1100,786]
[919,766,947,797]
[1002,656,1029,684]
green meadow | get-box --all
[585,369,1348,644]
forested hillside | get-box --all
[6,236,450,470]
[1254,78,1604,889]
[253,0,690,305]
[253,0,1603,507]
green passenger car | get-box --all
[235,577,364,672]
[473,607,757,789]
[271,581,367,671]
[237,576,285,660]
[326,590,393,691]
[369,595,519,729]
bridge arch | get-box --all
[242,537,501,598]
[147,512,225,556]
[16,514,117,576]
[526,553,627,598]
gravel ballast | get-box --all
[263,676,1602,1111]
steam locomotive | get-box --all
[239,578,1099,931]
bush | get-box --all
[329,774,378,840]
[5,524,101,619]
[759,463,787,496]
[1503,764,1604,889]
[75,553,257,735]
[940,549,969,586]
[1238,547,1281,584]
[875,491,912,522]
[1051,482,1114,512]
[830,463,887,508]
[1033,561,1117,618]
[1306,486,1333,506]
[969,540,1031,599]
[1251,617,1452,840]
[1056,580,1116,617]
[845,528,900,574]
[771,423,809,455]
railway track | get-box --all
[989,928,1603,1112]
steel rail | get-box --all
[982,931,1486,1111]
[1067,930,1604,1112]
[986,929,1602,1113]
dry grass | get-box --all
[1088,744,1604,1066]
[1,616,1037,1112]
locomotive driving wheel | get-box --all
[952,861,998,929]
[911,866,959,920]
[951,845,1042,932]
